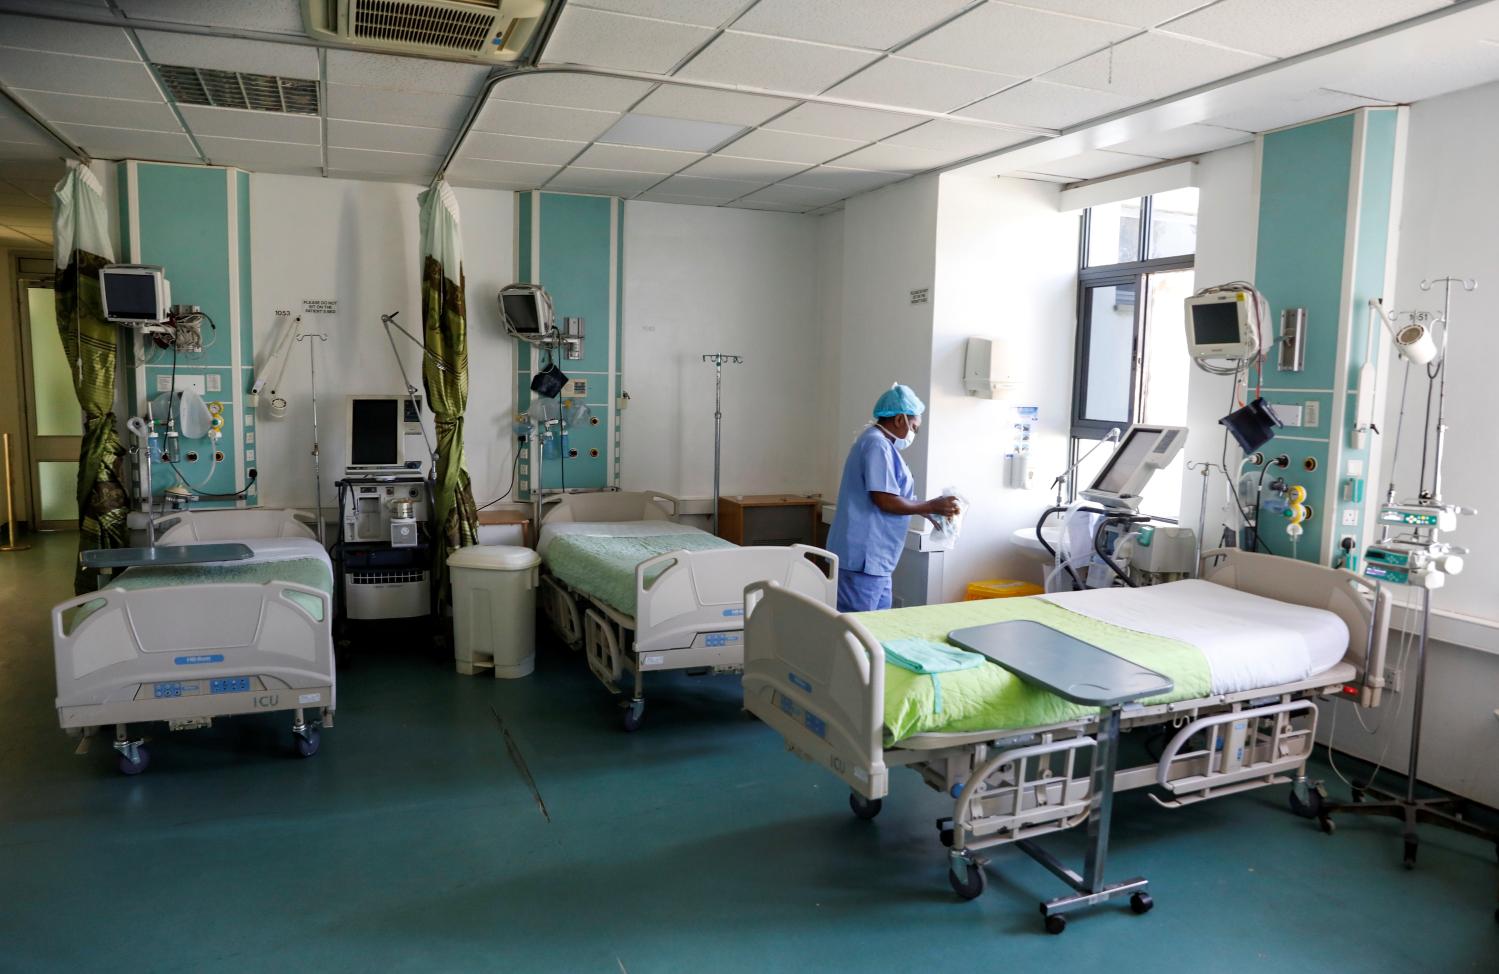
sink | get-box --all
[1012,524,1061,564]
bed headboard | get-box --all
[155,508,318,544]
[1202,548,1391,706]
[541,490,679,524]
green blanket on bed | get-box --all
[543,533,735,617]
[106,558,334,620]
[853,597,1212,743]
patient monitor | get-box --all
[346,395,425,476]
[1184,289,1260,361]
[1080,424,1188,509]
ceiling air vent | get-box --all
[156,65,320,115]
[303,0,551,61]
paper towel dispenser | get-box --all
[964,337,1018,399]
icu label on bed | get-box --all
[174,654,224,665]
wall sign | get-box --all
[302,299,337,314]
[909,288,929,305]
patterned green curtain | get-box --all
[53,162,128,594]
[417,180,479,599]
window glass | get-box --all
[29,286,78,436]
[1085,197,1142,267]
[1080,284,1134,424]
[1147,187,1199,260]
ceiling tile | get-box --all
[0,13,138,59]
[0,101,49,143]
[327,118,452,155]
[903,3,1135,76]
[733,0,973,50]
[1204,89,1378,133]
[835,142,963,173]
[325,169,425,185]
[542,6,715,73]
[136,31,318,79]
[546,166,665,195]
[178,105,319,143]
[326,146,440,175]
[325,84,473,130]
[568,0,751,28]
[570,143,702,173]
[473,100,620,141]
[56,124,199,163]
[782,165,905,193]
[680,155,807,181]
[446,175,546,191]
[649,173,765,201]
[597,113,743,151]
[0,227,50,246]
[1004,0,1208,28]
[488,73,653,111]
[882,119,1031,155]
[634,192,725,206]
[0,203,54,228]
[460,132,587,165]
[194,135,322,173]
[825,57,1019,112]
[1104,123,1252,159]
[0,49,163,101]
[766,102,923,141]
[115,0,307,33]
[446,157,560,187]
[1162,0,1448,59]
[677,32,881,95]
[956,79,1138,129]
[631,85,795,126]
[1043,32,1272,99]
[1009,170,1076,183]
[325,50,488,96]
[1026,148,1162,179]
[728,198,813,213]
[0,166,64,188]
[1327,43,1499,104]
[740,183,844,206]
[715,127,865,164]
[13,90,180,133]
[0,140,57,161]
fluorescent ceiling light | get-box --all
[597,113,745,152]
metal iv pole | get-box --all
[701,354,742,535]
[297,330,329,544]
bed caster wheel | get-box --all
[117,746,150,776]
[1130,891,1154,915]
[1043,914,1067,935]
[1351,783,1366,803]
[948,860,986,901]
[1403,839,1418,869]
[294,728,320,758]
[1318,816,1335,835]
[1288,782,1326,819]
[620,701,645,733]
[939,828,954,848]
[849,793,882,820]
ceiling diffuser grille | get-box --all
[352,0,496,53]
[156,64,321,115]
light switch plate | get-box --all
[1303,400,1320,427]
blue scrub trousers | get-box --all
[837,569,893,613]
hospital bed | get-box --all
[52,509,335,774]
[537,490,837,730]
[742,549,1391,928]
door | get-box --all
[15,258,80,531]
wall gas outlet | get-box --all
[1383,666,1403,694]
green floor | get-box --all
[2,533,1495,972]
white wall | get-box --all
[814,209,845,499]
[619,201,822,499]
[247,174,516,513]
[926,172,1079,601]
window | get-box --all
[1069,190,1199,515]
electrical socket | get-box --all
[1383,666,1403,694]
[1342,508,1359,526]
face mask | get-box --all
[896,429,916,450]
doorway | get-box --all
[13,255,79,531]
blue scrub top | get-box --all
[827,425,914,576]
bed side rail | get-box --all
[633,545,837,654]
[1201,548,1391,707]
[540,489,680,524]
[741,582,887,799]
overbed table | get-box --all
[82,543,254,585]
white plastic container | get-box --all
[447,544,541,678]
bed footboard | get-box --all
[742,582,888,799]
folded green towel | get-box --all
[881,638,984,714]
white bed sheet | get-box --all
[537,520,711,558]
[1040,579,1349,694]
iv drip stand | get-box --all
[298,330,329,545]
[702,354,742,535]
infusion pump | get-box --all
[344,481,426,544]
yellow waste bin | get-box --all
[964,578,1044,601]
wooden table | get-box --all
[716,494,820,546]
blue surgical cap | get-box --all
[873,383,925,418]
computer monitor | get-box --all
[499,284,553,336]
[347,395,424,473]
[100,264,171,324]
[1184,290,1256,360]
[1081,424,1188,508]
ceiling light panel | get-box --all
[956,79,1138,129]
[488,73,654,112]
[825,57,1020,112]
[542,6,715,73]
[1043,32,1272,99]
[460,132,587,165]
[0,13,138,59]
[567,0,752,29]
[677,32,881,95]
[324,85,474,130]
[178,105,320,143]
[717,127,866,164]
[0,50,162,101]
[12,91,182,133]
[327,118,452,155]
[325,49,489,95]
[1162,0,1448,59]
[766,102,924,141]
[1003,0,1208,29]
[157,65,319,115]
[902,3,1135,77]
[570,142,703,173]
[137,31,319,80]
[631,85,797,127]
[473,101,621,141]
[598,114,745,151]
[732,0,973,51]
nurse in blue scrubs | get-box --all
[826,384,961,613]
